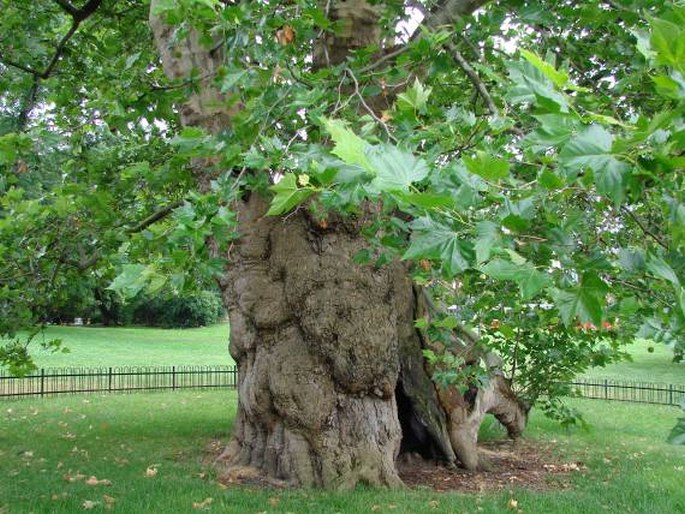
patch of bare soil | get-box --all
[205,438,585,492]
[398,439,585,493]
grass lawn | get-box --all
[10,324,232,369]
[581,339,684,385]
[1,390,683,513]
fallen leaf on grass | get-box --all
[371,505,381,512]
[507,498,519,510]
[64,471,86,483]
[51,493,69,501]
[268,497,280,507]
[85,476,112,486]
[82,500,98,510]
[428,500,440,509]
[103,495,116,510]
[145,465,159,478]
[192,497,213,510]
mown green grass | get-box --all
[581,338,684,385]
[13,324,232,368]
[1,390,683,514]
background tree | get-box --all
[1,0,684,487]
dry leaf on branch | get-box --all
[275,25,295,45]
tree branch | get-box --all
[1,0,104,80]
[0,0,104,124]
[620,206,669,251]
[126,200,183,234]
[39,21,80,79]
[445,41,498,115]
[424,0,491,30]
[52,0,78,16]
[0,55,38,75]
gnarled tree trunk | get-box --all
[218,196,413,487]
[149,0,528,489]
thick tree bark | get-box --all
[149,0,529,489]
[217,196,415,487]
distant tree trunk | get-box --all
[149,0,528,489]
[93,287,117,327]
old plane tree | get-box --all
[1,0,684,488]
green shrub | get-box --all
[133,290,224,328]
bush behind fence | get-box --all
[1,367,683,406]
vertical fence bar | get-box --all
[108,367,113,392]
[604,379,608,400]
[40,369,45,398]
[669,384,674,406]
[172,366,176,391]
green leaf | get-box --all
[266,174,313,216]
[520,49,569,89]
[474,221,501,264]
[507,60,569,112]
[463,151,510,181]
[396,78,432,113]
[525,114,577,152]
[646,256,681,287]
[396,191,454,209]
[552,272,608,327]
[367,144,429,192]
[559,125,628,204]
[481,258,550,299]
[321,118,372,171]
[402,218,471,275]
[631,28,656,61]
[649,16,685,70]
[108,264,166,299]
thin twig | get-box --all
[620,206,669,251]
[344,67,397,143]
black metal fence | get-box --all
[569,378,685,407]
[0,365,238,399]
[1,366,683,407]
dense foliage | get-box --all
[0,1,683,443]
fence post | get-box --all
[172,366,176,391]
[604,379,608,400]
[669,384,674,406]
[40,368,45,398]
[108,367,113,392]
